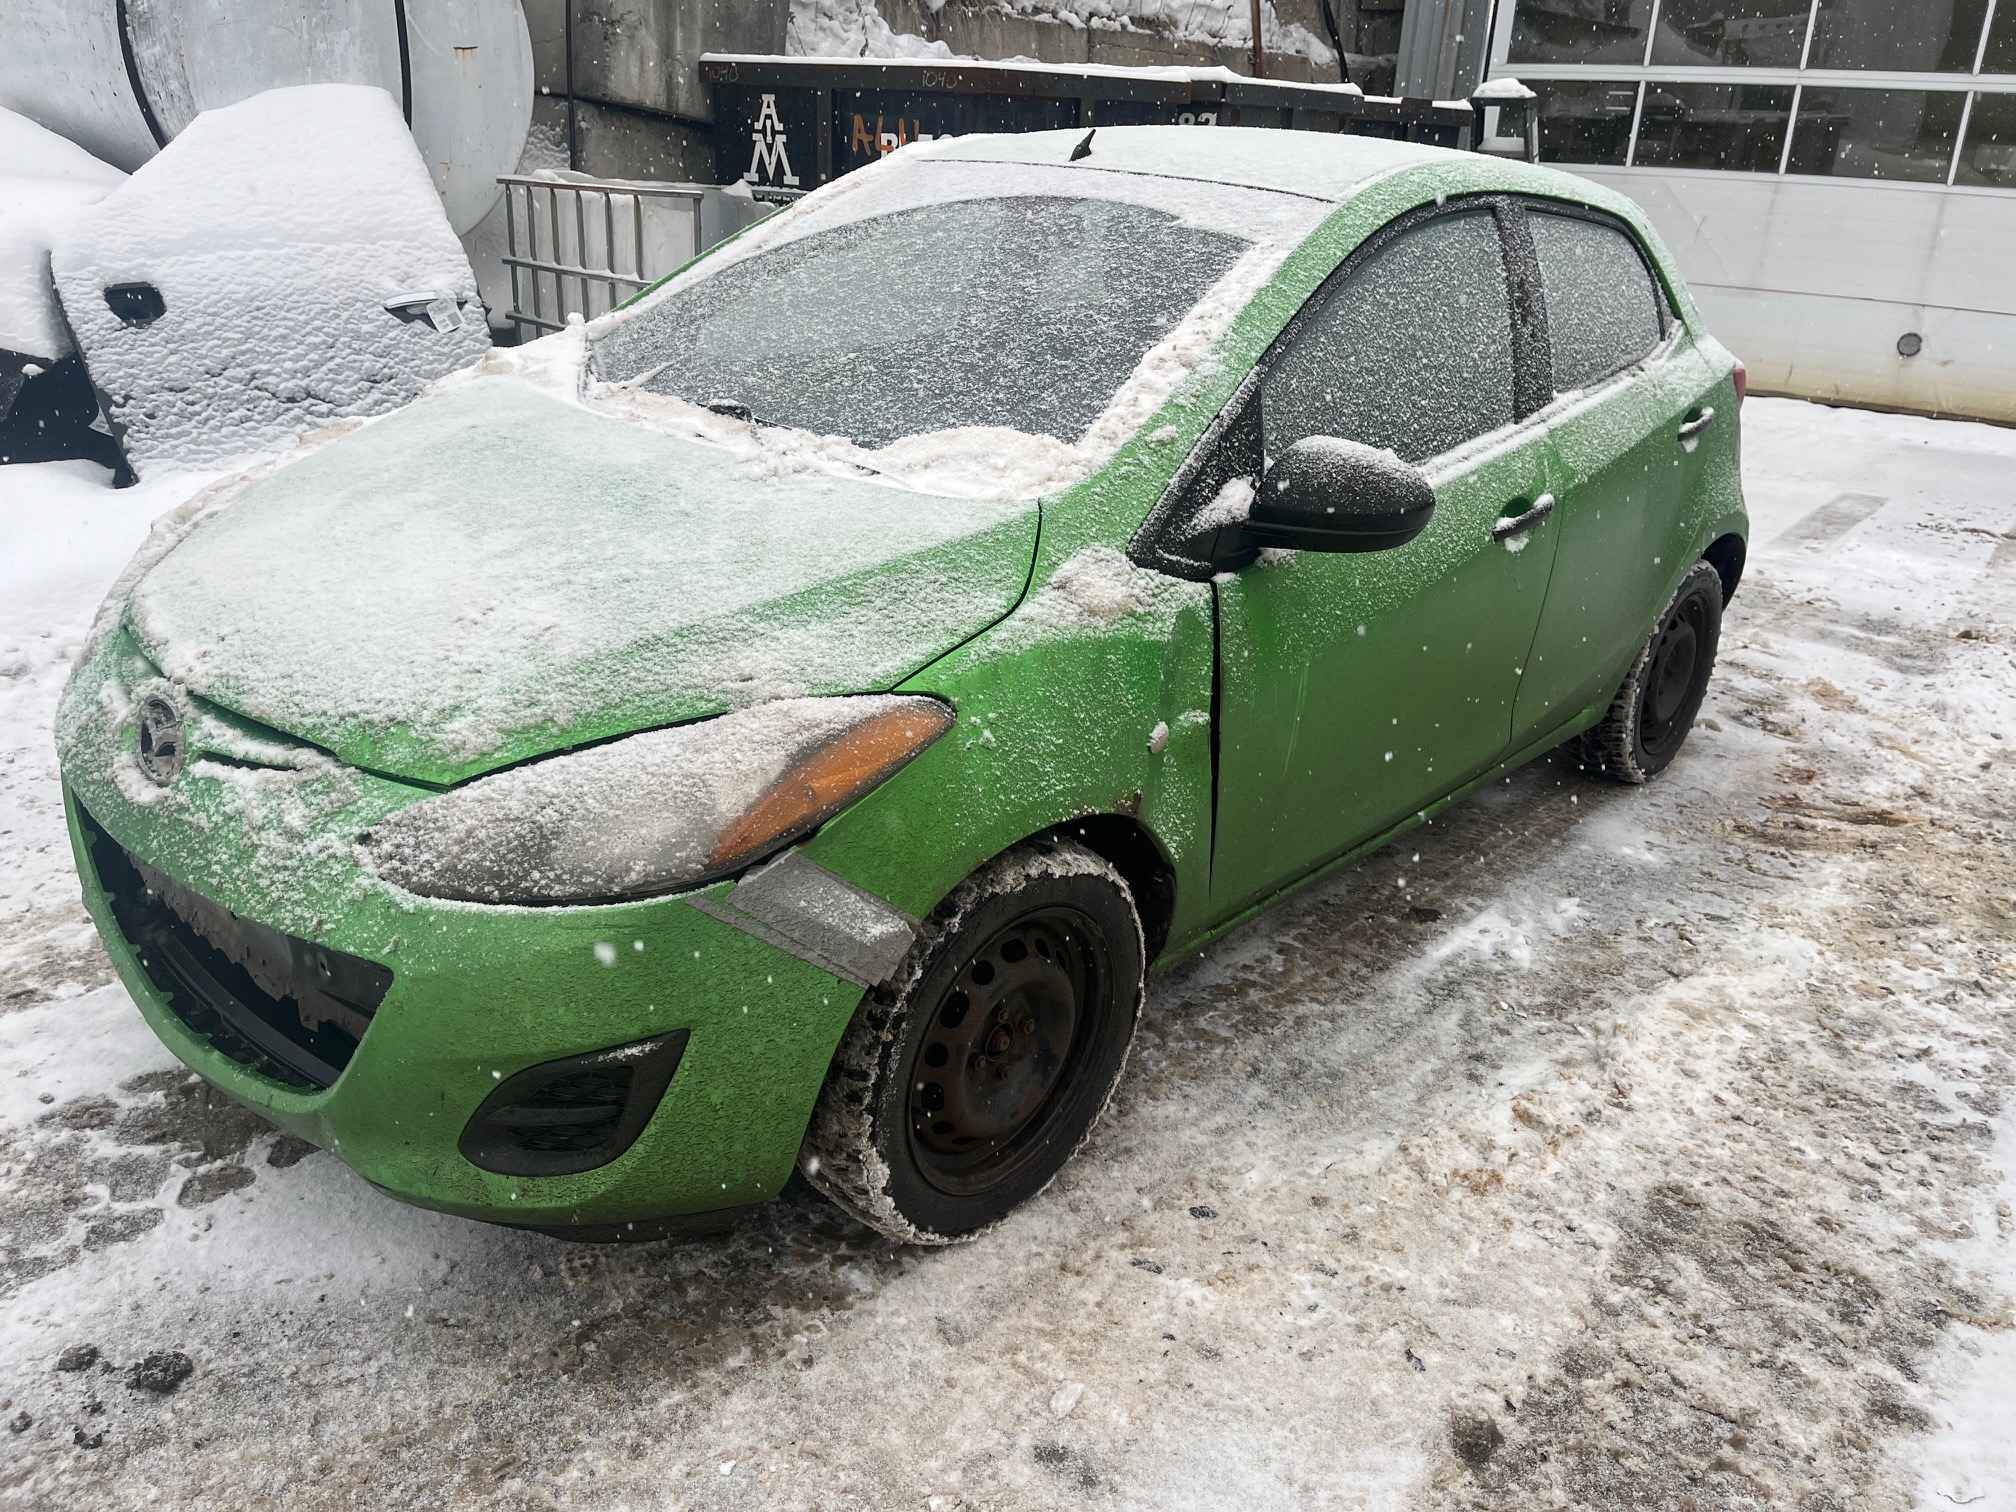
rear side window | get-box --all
[1263,211,1516,466]
[1530,212,1665,393]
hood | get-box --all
[127,377,1038,785]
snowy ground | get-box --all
[1,398,2012,1510]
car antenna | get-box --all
[1070,128,1095,162]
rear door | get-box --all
[1509,204,1723,739]
[1211,202,1561,915]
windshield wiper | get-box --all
[703,398,756,423]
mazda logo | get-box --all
[135,694,186,786]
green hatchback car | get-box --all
[58,126,1747,1243]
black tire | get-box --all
[801,840,1144,1244]
[1580,559,1724,784]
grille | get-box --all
[79,801,392,1091]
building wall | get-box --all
[524,0,1409,183]
[1485,0,2016,422]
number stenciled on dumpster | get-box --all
[744,94,802,188]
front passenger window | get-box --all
[1262,211,1517,466]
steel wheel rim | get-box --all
[1641,593,1707,757]
[907,906,1108,1197]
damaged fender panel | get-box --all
[690,850,919,990]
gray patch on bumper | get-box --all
[688,850,918,988]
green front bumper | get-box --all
[63,780,864,1230]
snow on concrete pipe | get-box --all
[0,0,532,235]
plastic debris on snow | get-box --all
[50,85,489,473]
[0,109,125,363]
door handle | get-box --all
[1492,493,1556,540]
[1678,407,1717,442]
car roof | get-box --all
[920,124,1509,204]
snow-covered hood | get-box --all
[125,377,1039,786]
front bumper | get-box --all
[57,637,872,1230]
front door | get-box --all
[1212,204,1561,914]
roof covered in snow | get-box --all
[918,125,1474,203]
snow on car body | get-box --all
[55,126,1748,1242]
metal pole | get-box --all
[564,0,579,172]
[1250,0,1266,77]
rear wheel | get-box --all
[802,841,1143,1244]
[1580,560,1724,784]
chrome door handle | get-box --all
[1492,493,1556,540]
[1678,407,1717,441]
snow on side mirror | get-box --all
[1246,437,1436,555]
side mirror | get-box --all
[1247,437,1436,554]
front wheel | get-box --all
[1580,559,1724,784]
[802,840,1144,1244]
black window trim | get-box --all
[1511,196,1681,397]
[1130,193,1552,580]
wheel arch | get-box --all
[1702,531,1746,604]
[1027,812,1179,962]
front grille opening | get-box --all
[78,801,391,1092]
[460,1032,689,1178]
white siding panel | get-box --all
[1567,167,2016,420]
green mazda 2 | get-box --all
[57,126,1747,1243]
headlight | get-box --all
[362,696,951,904]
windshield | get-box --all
[592,193,1248,449]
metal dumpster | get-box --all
[699,55,1494,192]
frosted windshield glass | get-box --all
[593,195,1245,448]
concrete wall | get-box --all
[526,0,1410,182]
[881,1,1404,91]
[520,0,786,179]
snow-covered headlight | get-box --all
[363,696,951,905]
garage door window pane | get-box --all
[1955,93,2016,189]
[1787,90,1968,183]
[1806,0,1992,71]
[1509,0,1657,65]
[1532,214,1665,392]
[1986,9,2016,72]
[1634,83,1796,170]
[1532,80,1640,166]
[1264,214,1516,466]
[1648,0,1811,67]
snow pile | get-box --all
[0,109,125,362]
[1472,75,1537,102]
[50,85,489,473]
[788,0,956,59]
[786,0,1338,68]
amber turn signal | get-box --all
[707,700,953,873]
